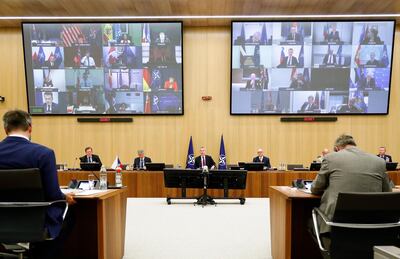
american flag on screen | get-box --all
[61,25,86,47]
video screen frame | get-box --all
[22,21,184,116]
[230,19,396,116]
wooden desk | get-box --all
[269,186,321,259]
[60,189,127,259]
[58,170,400,198]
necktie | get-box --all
[47,105,51,112]
[88,156,92,163]
[329,55,332,64]
[202,157,205,167]
[140,158,144,168]
[288,57,292,66]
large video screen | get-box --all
[22,22,183,115]
[231,21,395,115]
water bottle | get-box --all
[99,165,107,190]
[115,166,122,187]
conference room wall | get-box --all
[0,26,399,168]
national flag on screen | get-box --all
[303,68,310,83]
[354,45,361,67]
[239,24,246,67]
[298,45,304,67]
[359,24,367,44]
[76,69,80,87]
[107,47,118,66]
[38,46,45,66]
[280,47,285,65]
[264,68,269,89]
[323,23,329,41]
[320,91,325,109]
[118,70,123,87]
[61,25,86,47]
[54,46,63,67]
[103,24,113,43]
[253,44,260,66]
[123,46,136,67]
[142,23,151,43]
[218,135,227,169]
[150,69,161,90]
[336,45,342,65]
[186,136,195,169]
[314,92,320,109]
[32,51,38,67]
[111,156,122,170]
[381,44,389,67]
[144,93,151,113]
[108,70,113,88]
[152,95,160,112]
[113,24,122,43]
[260,23,267,44]
[290,67,297,80]
[142,67,151,92]
[240,23,245,41]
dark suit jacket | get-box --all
[286,32,302,42]
[194,155,216,169]
[323,54,337,65]
[0,136,65,238]
[279,56,299,68]
[300,102,318,112]
[79,154,102,167]
[252,156,271,168]
[43,102,59,113]
[246,79,261,89]
[134,156,152,168]
[327,31,340,42]
[311,146,391,234]
[366,59,381,67]
[360,78,376,90]
[377,154,392,163]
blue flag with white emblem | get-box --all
[185,136,195,169]
[218,135,227,169]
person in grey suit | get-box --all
[310,134,392,248]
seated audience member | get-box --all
[0,110,75,259]
[194,147,216,169]
[310,134,391,249]
[300,96,318,112]
[79,146,102,166]
[252,148,271,168]
[134,149,152,169]
[377,146,392,162]
[315,148,329,163]
[246,73,261,89]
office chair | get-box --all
[0,168,68,259]
[312,192,400,259]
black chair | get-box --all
[312,192,400,259]
[0,168,68,258]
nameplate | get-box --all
[77,118,133,123]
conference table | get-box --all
[58,169,400,198]
[60,188,127,259]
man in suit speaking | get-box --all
[310,134,391,249]
[253,148,271,168]
[0,110,75,258]
[80,146,102,166]
[377,146,392,162]
[195,146,216,169]
[134,149,152,169]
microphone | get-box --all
[72,157,78,170]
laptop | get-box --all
[80,162,101,171]
[309,162,322,171]
[145,163,165,171]
[386,162,398,171]
[76,180,98,190]
[243,162,264,171]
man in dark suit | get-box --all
[194,147,216,169]
[253,148,271,168]
[79,146,102,166]
[327,24,341,43]
[366,52,381,67]
[300,96,318,112]
[43,92,59,113]
[133,149,152,169]
[311,134,391,249]
[278,48,299,68]
[0,110,75,258]
[359,74,377,90]
[377,146,393,162]
[322,49,337,65]
[245,73,261,89]
[286,26,303,43]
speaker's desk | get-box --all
[60,189,127,259]
[269,186,322,259]
[58,170,400,198]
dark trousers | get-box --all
[30,208,75,259]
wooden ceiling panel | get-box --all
[0,0,399,27]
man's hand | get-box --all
[65,193,76,205]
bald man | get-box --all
[252,148,271,168]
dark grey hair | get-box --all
[3,109,32,133]
[334,134,356,148]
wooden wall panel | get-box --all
[0,26,400,167]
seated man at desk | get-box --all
[310,134,391,249]
[315,148,329,163]
[377,146,392,162]
[79,146,102,166]
[0,109,75,258]
[252,148,271,168]
[134,149,152,169]
[194,146,216,169]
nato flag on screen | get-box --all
[186,136,195,169]
[218,135,227,170]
